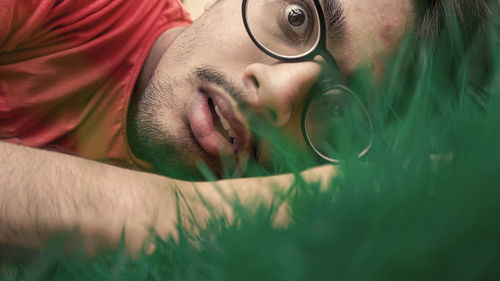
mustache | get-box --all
[195,67,246,105]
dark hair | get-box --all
[382,0,499,118]
[411,0,494,45]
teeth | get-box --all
[214,105,236,140]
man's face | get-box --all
[133,0,414,178]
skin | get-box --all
[0,0,416,254]
[129,0,415,178]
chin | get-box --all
[150,145,223,180]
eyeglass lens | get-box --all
[244,0,321,58]
[304,87,373,162]
[243,0,373,162]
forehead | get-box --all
[321,0,415,74]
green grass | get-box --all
[2,8,500,281]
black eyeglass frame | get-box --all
[241,0,373,163]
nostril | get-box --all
[268,109,278,123]
[243,72,261,105]
[252,75,260,88]
[245,73,260,89]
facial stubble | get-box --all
[130,66,249,179]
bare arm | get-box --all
[0,141,179,252]
[0,141,335,253]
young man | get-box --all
[0,0,492,252]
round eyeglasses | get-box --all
[242,0,373,163]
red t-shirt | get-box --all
[0,0,192,170]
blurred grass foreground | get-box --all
[2,5,500,281]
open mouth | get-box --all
[189,89,250,158]
[208,98,238,151]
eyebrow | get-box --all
[322,0,348,42]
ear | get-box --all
[204,0,218,11]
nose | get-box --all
[243,58,323,126]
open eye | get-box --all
[281,3,312,41]
[287,5,307,28]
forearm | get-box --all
[0,142,333,252]
[0,141,177,252]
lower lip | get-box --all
[189,91,233,156]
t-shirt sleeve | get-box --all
[0,0,192,167]
[0,0,191,53]
[0,0,56,52]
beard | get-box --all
[127,16,249,180]
[128,68,244,180]
[127,72,203,179]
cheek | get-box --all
[204,25,272,73]
[282,109,308,151]
[199,7,275,71]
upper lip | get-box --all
[200,84,252,157]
